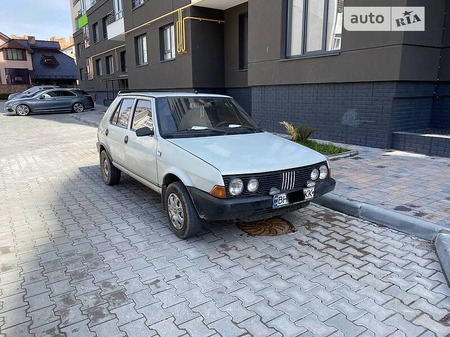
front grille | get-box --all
[223,161,327,198]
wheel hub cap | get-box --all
[167,193,184,230]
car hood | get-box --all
[5,97,32,105]
[167,132,327,175]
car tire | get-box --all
[165,181,202,239]
[100,150,121,185]
[16,104,31,116]
[73,102,85,113]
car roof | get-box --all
[117,91,231,99]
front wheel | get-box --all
[16,104,31,116]
[165,182,202,239]
[100,150,121,185]
[73,102,85,113]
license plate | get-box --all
[273,193,289,209]
[304,187,315,200]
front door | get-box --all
[125,98,159,187]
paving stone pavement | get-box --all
[1,112,450,336]
[329,145,450,228]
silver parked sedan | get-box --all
[4,88,94,116]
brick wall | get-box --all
[226,88,252,116]
[251,82,396,148]
[431,83,450,128]
[251,81,443,149]
[0,84,30,94]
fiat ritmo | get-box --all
[97,92,336,239]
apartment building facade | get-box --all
[72,0,450,156]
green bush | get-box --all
[0,93,11,100]
[280,120,348,155]
[280,121,315,142]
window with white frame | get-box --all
[86,58,93,79]
[161,24,175,61]
[287,0,343,57]
[83,25,90,48]
[106,55,114,74]
[135,34,147,65]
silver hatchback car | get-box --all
[97,92,336,239]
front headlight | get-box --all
[229,178,244,196]
[319,165,328,179]
[247,178,259,193]
[311,169,319,181]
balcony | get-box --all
[106,11,125,41]
[191,0,247,10]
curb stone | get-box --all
[435,230,450,285]
[315,193,450,286]
[314,194,446,241]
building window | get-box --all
[120,51,127,72]
[76,43,83,57]
[132,0,145,9]
[83,25,90,48]
[239,13,248,70]
[287,0,343,57]
[93,23,100,43]
[113,0,123,20]
[160,24,175,61]
[135,34,147,65]
[86,58,93,79]
[5,68,30,84]
[95,58,103,76]
[106,55,114,74]
[102,16,108,39]
[3,49,27,61]
[79,68,85,81]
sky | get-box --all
[0,0,73,41]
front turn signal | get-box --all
[210,185,226,199]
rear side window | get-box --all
[110,98,134,128]
[56,90,76,97]
[131,99,153,131]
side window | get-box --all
[45,91,57,98]
[56,91,76,97]
[132,99,153,131]
[110,98,134,128]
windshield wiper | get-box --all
[226,125,262,133]
[163,127,228,138]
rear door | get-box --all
[106,98,135,166]
[125,98,159,186]
[55,90,77,111]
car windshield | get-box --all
[156,97,262,138]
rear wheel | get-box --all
[100,150,121,185]
[16,104,30,116]
[73,102,85,113]
[165,182,202,239]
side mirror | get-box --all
[136,126,154,137]
[39,95,45,99]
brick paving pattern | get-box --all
[0,112,449,336]
[331,145,450,228]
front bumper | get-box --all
[188,178,336,222]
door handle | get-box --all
[105,129,109,136]
[124,135,128,144]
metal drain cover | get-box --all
[238,217,295,236]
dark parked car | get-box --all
[4,88,94,116]
[7,85,59,100]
